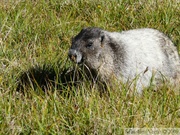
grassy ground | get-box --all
[0,0,180,134]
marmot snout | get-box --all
[68,49,83,64]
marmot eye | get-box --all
[86,42,93,48]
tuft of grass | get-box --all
[0,0,179,134]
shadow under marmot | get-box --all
[16,64,106,94]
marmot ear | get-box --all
[100,32,105,42]
[100,32,105,47]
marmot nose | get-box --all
[68,49,77,62]
[68,49,83,63]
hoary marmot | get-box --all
[68,27,180,93]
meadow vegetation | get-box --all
[0,0,179,134]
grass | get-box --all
[0,0,180,134]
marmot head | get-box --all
[68,27,106,70]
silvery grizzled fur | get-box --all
[68,27,180,93]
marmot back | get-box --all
[68,27,180,93]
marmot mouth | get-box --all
[77,57,86,65]
[68,49,84,64]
